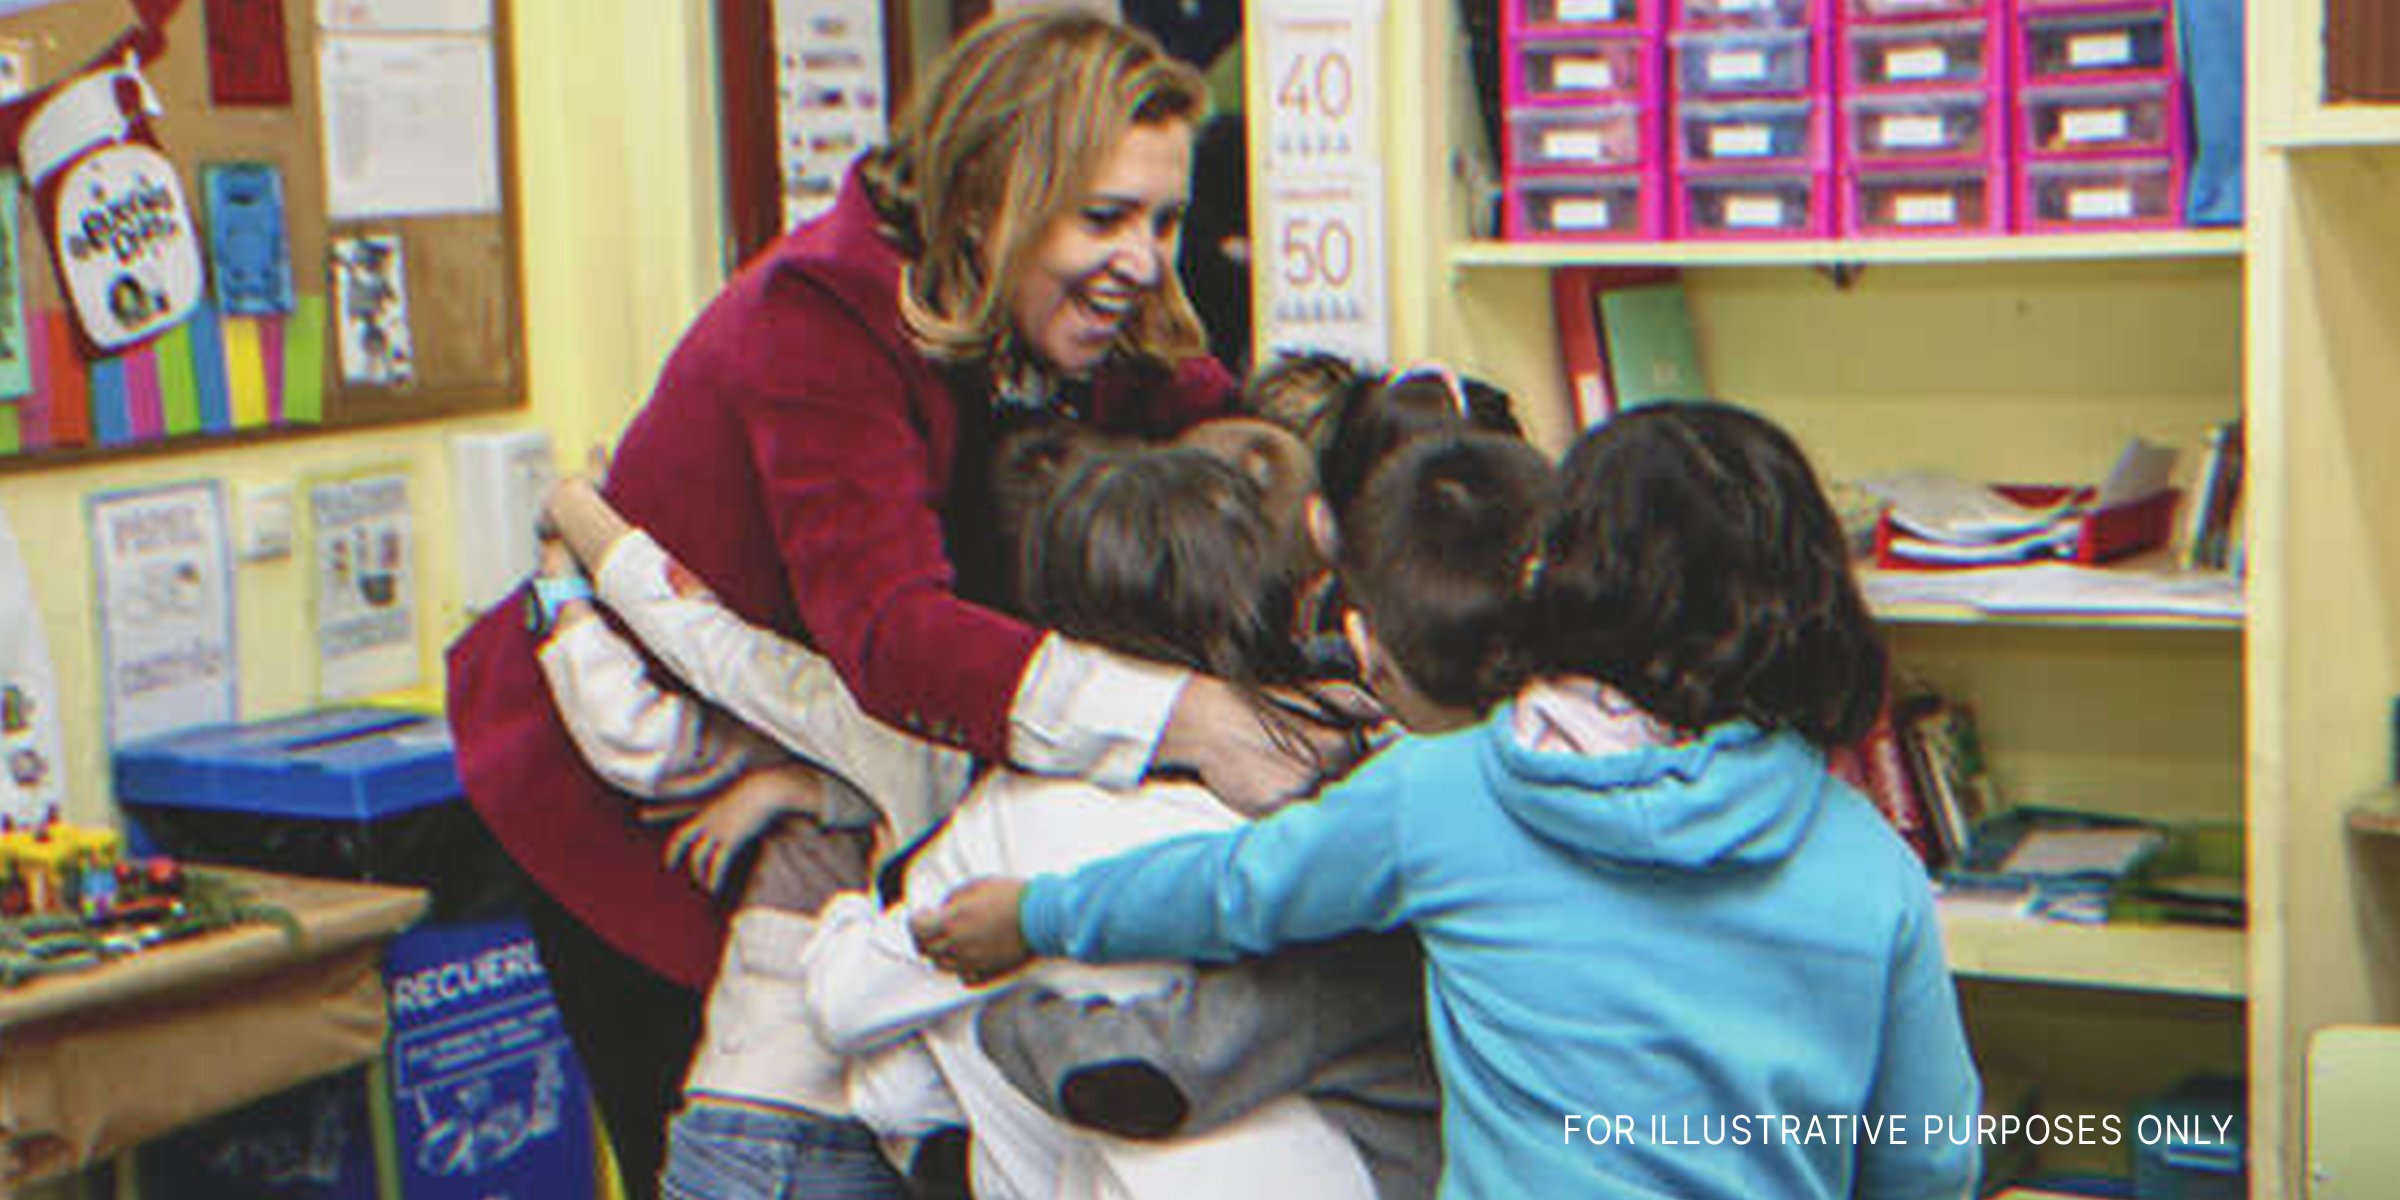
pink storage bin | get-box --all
[1674,98,1829,171]
[1672,28,1819,96]
[1843,19,1997,90]
[1512,0,1658,34]
[1673,0,1822,27]
[1675,170,1833,237]
[1506,103,1657,173]
[1844,90,2000,160]
[1844,0,1990,19]
[2016,4,2173,84]
[2016,155,2183,231]
[2019,79,2182,158]
[1843,163,2006,235]
[1504,170,1665,239]
[1507,35,1655,104]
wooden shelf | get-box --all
[1940,911,2248,999]
[1871,601,2242,632]
[2268,106,2400,150]
[1448,230,2246,271]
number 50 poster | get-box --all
[1256,0,1387,366]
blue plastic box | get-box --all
[2133,1075,2247,1200]
[113,708,517,921]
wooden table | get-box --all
[0,869,427,1190]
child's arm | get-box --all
[1856,882,1983,1200]
[532,538,782,804]
[549,477,974,845]
[974,931,1427,1140]
[664,761,830,894]
[916,756,1412,982]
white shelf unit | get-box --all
[1241,0,2327,1190]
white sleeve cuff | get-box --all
[1007,634,1190,789]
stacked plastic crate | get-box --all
[2011,0,2186,232]
[1500,0,1665,241]
[1667,0,1835,239]
[1837,0,2009,236]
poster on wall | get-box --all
[86,481,238,747]
[309,467,418,699]
[774,0,887,230]
[0,502,67,829]
[318,33,501,219]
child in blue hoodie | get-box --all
[916,405,1984,1200]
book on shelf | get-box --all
[1894,686,1999,868]
[1549,267,1695,427]
[2179,418,2245,572]
[1937,807,2173,925]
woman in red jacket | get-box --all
[444,13,1332,1196]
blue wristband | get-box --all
[526,573,594,635]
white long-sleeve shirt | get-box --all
[800,771,1378,1200]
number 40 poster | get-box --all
[1257,0,1387,367]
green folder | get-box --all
[1599,282,1705,410]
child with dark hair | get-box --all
[801,447,1395,1200]
[1315,362,1524,531]
[917,405,1983,1200]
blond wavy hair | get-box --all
[860,12,1210,373]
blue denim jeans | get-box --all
[660,1099,905,1200]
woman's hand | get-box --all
[1154,676,1374,817]
[666,762,827,894]
[912,878,1033,985]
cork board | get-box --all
[0,0,522,471]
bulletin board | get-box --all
[714,0,908,267]
[0,0,521,471]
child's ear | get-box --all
[1306,495,1339,561]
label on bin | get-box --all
[1883,45,1949,81]
[1550,198,1613,230]
[1541,129,1609,163]
[1724,194,1785,228]
[1894,192,1958,226]
[1553,56,1617,91]
[2067,185,2135,220]
[1707,49,1769,85]
[2067,31,2133,68]
[2060,107,2130,143]
[1878,114,1949,149]
[1556,0,1620,21]
[1710,124,1774,157]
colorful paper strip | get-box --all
[284,295,324,424]
[186,303,231,432]
[88,357,129,446]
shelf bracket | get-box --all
[1817,262,1867,290]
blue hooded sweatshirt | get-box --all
[1021,710,1982,1200]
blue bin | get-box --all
[115,709,597,1199]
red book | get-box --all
[1550,266,1676,429]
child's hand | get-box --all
[912,878,1033,985]
[666,763,826,894]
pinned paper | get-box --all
[331,232,413,385]
[318,33,501,218]
[0,501,67,828]
[0,171,28,400]
[204,162,296,315]
[308,467,418,699]
[87,481,238,746]
[205,0,294,106]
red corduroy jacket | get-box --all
[445,170,1235,987]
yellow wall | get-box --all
[0,0,726,828]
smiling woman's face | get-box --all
[1007,119,1194,377]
